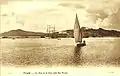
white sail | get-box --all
[74,14,82,43]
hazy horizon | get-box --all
[0,0,120,33]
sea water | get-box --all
[1,37,120,76]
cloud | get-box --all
[1,0,120,33]
[59,1,85,9]
[0,0,8,4]
[86,8,108,24]
[0,0,33,4]
[0,0,62,32]
[85,0,120,30]
[103,8,120,29]
[58,0,120,30]
[59,3,85,9]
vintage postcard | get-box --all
[0,0,120,76]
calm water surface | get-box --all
[1,38,120,66]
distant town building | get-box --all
[58,31,67,34]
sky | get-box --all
[0,0,120,33]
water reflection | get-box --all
[73,46,83,65]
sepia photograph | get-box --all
[0,0,120,76]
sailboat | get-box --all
[74,14,86,47]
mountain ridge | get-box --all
[0,27,120,38]
[0,29,45,37]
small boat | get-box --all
[57,38,61,40]
[12,37,15,40]
[74,14,86,47]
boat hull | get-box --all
[76,43,86,47]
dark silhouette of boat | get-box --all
[74,14,86,47]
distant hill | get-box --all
[62,27,120,38]
[84,28,120,37]
[0,29,45,36]
[0,28,120,38]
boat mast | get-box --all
[47,25,50,38]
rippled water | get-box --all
[1,38,120,66]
